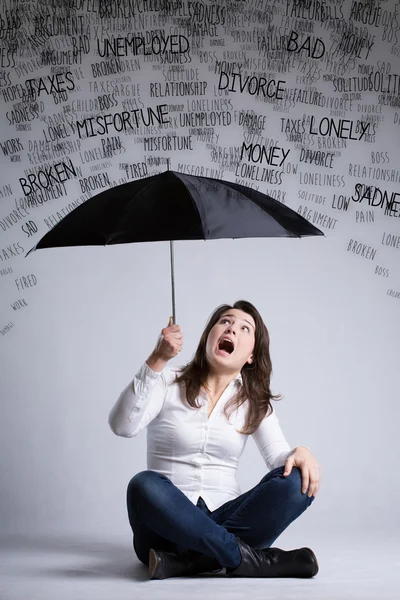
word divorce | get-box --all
[218,71,285,100]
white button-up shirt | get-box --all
[109,362,299,512]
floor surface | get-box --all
[1,531,398,600]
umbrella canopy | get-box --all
[26,170,324,321]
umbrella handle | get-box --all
[170,240,176,324]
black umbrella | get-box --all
[26,170,324,323]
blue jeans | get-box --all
[127,466,315,569]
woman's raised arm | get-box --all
[108,317,183,437]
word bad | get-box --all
[287,31,325,59]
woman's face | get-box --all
[205,308,256,373]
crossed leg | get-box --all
[127,466,315,568]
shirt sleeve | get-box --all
[251,407,294,470]
[108,362,170,438]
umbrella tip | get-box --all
[25,245,36,258]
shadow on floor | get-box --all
[0,534,150,581]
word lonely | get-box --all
[308,116,370,140]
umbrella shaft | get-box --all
[170,240,176,324]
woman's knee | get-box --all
[284,467,315,505]
[127,470,168,502]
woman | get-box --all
[109,300,321,580]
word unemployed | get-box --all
[97,35,189,57]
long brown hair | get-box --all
[173,300,283,434]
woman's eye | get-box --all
[221,319,249,332]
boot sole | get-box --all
[149,548,163,580]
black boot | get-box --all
[148,547,223,580]
[226,538,319,578]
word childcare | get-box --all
[19,159,77,197]
[218,71,285,100]
[75,105,170,139]
[97,35,189,57]
[240,143,290,166]
[309,116,370,140]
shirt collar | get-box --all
[199,371,243,401]
[234,371,243,385]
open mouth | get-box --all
[217,338,234,356]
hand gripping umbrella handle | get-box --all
[170,240,176,324]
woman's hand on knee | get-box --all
[283,447,321,498]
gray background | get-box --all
[1,236,399,537]
[1,0,400,598]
